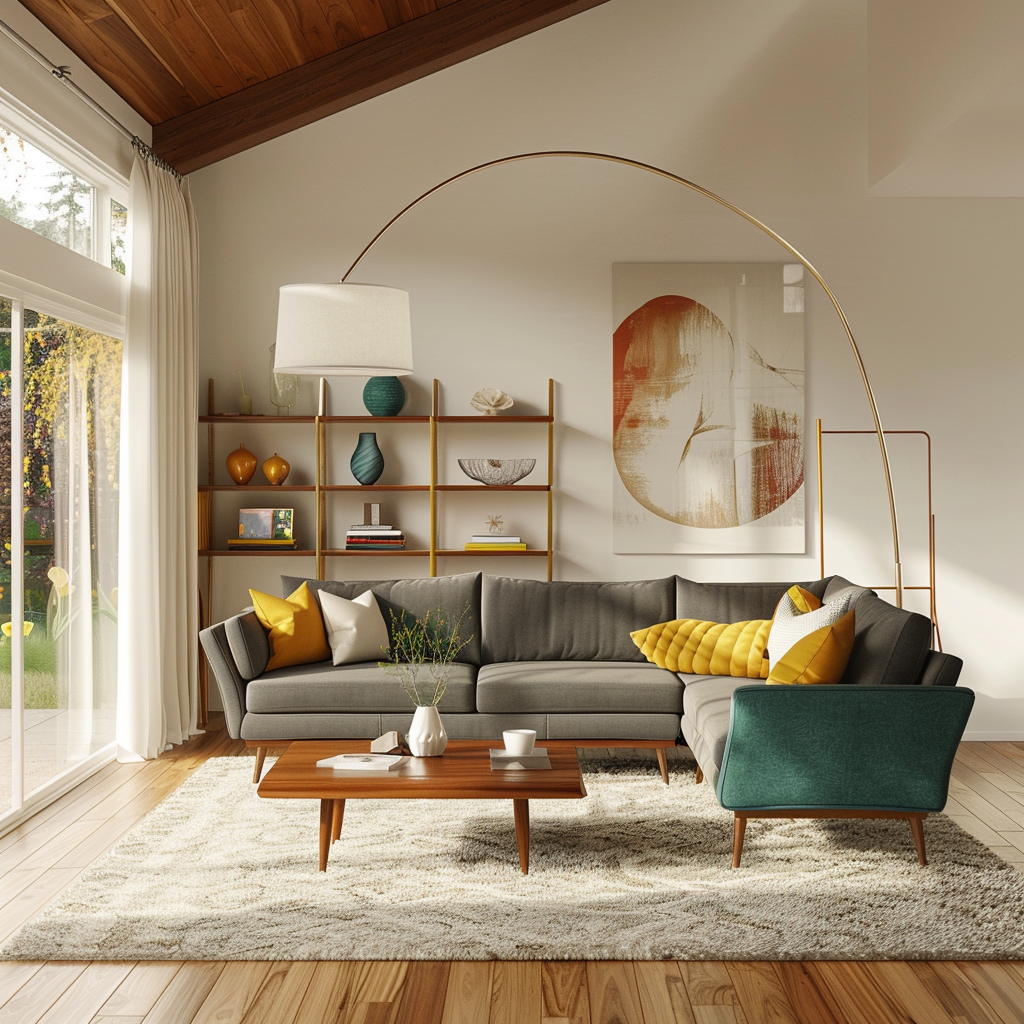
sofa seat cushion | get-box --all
[245,661,477,714]
[680,675,765,786]
[476,661,683,714]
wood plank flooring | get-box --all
[2,720,1024,1024]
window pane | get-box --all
[1,123,94,258]
[0,297,13,813]
[10,309,120,803]
[110,200,127,276]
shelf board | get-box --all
[200,415,315,424]
[199,549,316,557]
[323,549,431,557]
[436,549,550,556]
[199,484,316,492]
[323,416,430,423]
[436,415,552,423]
[322,484,430,491]
[435,484,549,492]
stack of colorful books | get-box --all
[464,534,527,551]
[346,524,405,551]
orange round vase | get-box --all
[263,452,290,485]
[226,443,257,485]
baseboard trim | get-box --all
[963,732,1024,742]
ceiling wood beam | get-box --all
[152,0,614,173]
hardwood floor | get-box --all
[2,720,1024,1024]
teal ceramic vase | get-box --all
[350,432,384,485]
[362,376,406,417]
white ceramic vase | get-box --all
[407,705,447,757]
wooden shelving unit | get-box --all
[197,375,555,606]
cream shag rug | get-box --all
[4,752,1024,961]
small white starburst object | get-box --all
[485,513,504,535]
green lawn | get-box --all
[0,633,59,708]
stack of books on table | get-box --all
[464,535,527,551]
[346,525,406,551]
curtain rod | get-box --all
[0,15,180,179]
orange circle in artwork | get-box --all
[613,294,802,528]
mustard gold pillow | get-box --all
[766,588,855,685]
[630,618,772,678]
[250,581,331,671]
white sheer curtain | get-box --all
[116,150,199,761]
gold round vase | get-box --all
[226,443,257,485]
[263,452,290,485]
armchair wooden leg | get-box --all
[695,765,704,785]
[732,814,746,868]
[252,746,267,784]
[909,814,928,866]
[656,748,670,785]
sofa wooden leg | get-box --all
[909,814,928,866]
[695,765,704,785]
[252,746,267,784]
[732,814,746,868]
[656,748,670,785]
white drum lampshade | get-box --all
[274,283,413,375]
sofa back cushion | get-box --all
[281,573,483,665]
[674,577,829,623]
[224,609,270,681]
[481,576,676,663]
[842,591,931,686]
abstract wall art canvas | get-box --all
[612,263,805,553]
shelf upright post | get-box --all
[430,379,439,577]
[547,378,554,582]
[316,378,326,580]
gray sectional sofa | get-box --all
[200,571,965,791]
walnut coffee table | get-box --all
[257,739,587,874]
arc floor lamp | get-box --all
[274,150,903,606]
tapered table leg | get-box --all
[513,799,530,874]
[331,799,345,844]
[319,799,333,872]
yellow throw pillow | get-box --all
[783,584,822,615]
[630,618,772,678]
[250,581,331,671]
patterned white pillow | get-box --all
[767,589,853,672]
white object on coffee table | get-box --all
[503,729,536,755]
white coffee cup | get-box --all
[503,729,536,755]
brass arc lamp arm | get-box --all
[341,150,902,605]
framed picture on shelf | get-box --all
[238,508,294,541]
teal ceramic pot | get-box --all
[362,376,406,417]
[350,432,384,485]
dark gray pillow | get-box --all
[281,573,482,666]
[224,610,270,681]
[481,576,676,663]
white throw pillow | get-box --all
[767,589,853,673]
[318,589,389,666]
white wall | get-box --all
[189,0,1024,738]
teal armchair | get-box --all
[715,684,975,868]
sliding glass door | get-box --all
[1,294,121,821]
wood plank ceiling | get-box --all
[16,0,612,174]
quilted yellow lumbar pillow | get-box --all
[630,618,772,678]
[250,581,331,671]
